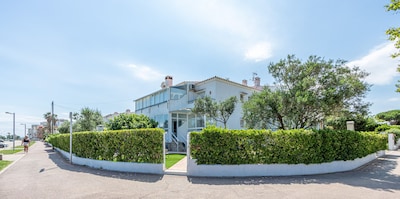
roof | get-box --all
[195,76,261,91]
[134,76,262,101]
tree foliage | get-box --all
[386,0,400,91]
[243,55,371,129]
[57,120,82,133]
[242,87,284,130]
[106,113,158,130]
[43,112,58,134]
[73,107,103,132]
[58,121,70,134]
[376,109,400,124]
[325,114,378,131]
[192,96,237,128]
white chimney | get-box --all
[242,79,248,86]
[254,77,260,87]
[165,75,173,87]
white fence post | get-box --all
[388,133,395,150]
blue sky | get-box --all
[0,0,399,137]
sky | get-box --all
[0,0,399,137]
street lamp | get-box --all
[5,112,15,150]
[21,123,26,137]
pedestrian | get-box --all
[21,136,30,153]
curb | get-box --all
[164,170,187,176]
[0,142,37,175]
[0,153,25,175]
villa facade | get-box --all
[134,76,262,151]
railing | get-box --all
[166,131,187,152]
[171,133,179,149]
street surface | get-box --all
[0,142,399,199]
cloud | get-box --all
[388,97,400,102]
[245,42,273,62]
[348,42,399,85]
[123,63,165,81]
[168,0,273,62]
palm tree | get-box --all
[43,112,58,134]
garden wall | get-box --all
[55,147,164,174]
[186,151,385,177]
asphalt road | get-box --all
[0,142,399,199]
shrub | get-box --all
[47,128,164,163]
[190,127,387,165]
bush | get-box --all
[375,124,391,132]
[190,126,387,165]
[386,128,400,137]
[47,128,164,163]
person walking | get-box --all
[21,136,30,153]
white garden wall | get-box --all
[187,151,385,177]
[55,147,164,175]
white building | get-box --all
[134,76,262,151]
[103,109,133,123]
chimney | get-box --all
[254,77,260,87]
[165,75,173,87]
[242,79,248,86]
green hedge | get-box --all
[47,128,164,163]
[190,126,387,165]
[375,124,400,137]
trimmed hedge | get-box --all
[47,128,164,163]
[190,126,387,165]
[375,124,400,137]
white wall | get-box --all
[187,151,385,177]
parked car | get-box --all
[0,143,8,148]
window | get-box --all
[188,114,205,130]
[170,85,187,100]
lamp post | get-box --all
[21,123,26,137]
[5,112,15,151]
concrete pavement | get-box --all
[0,141,399,199]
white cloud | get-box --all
[123,63,165,81]
[168,0,273,62]
[388,97,400,102]
[348,42,399,85]
[170,1,253,38]
[245,42,273,62]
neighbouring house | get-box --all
[134,75,263,152]
[103,109,133,123]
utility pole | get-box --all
[69,112,73,164]
[51,101,54,134]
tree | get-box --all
[58,121,70,134]
[243,55,371,129]
[43,112,58,134]
[325,114,378,131]
[376,109,400,124]
[386,0,400,91]
[106,113,158,130]
[242,87,284,129]
[74,107,103,132]
[192,96,237,128]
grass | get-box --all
[0,149,23,154]
[16,141,36,149]
[0,160,12,171]
[165,154,186,169]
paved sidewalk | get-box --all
[1,151,25,161]
[0,141,399,199]
[0,147,27,175]
[165,155,187,175]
